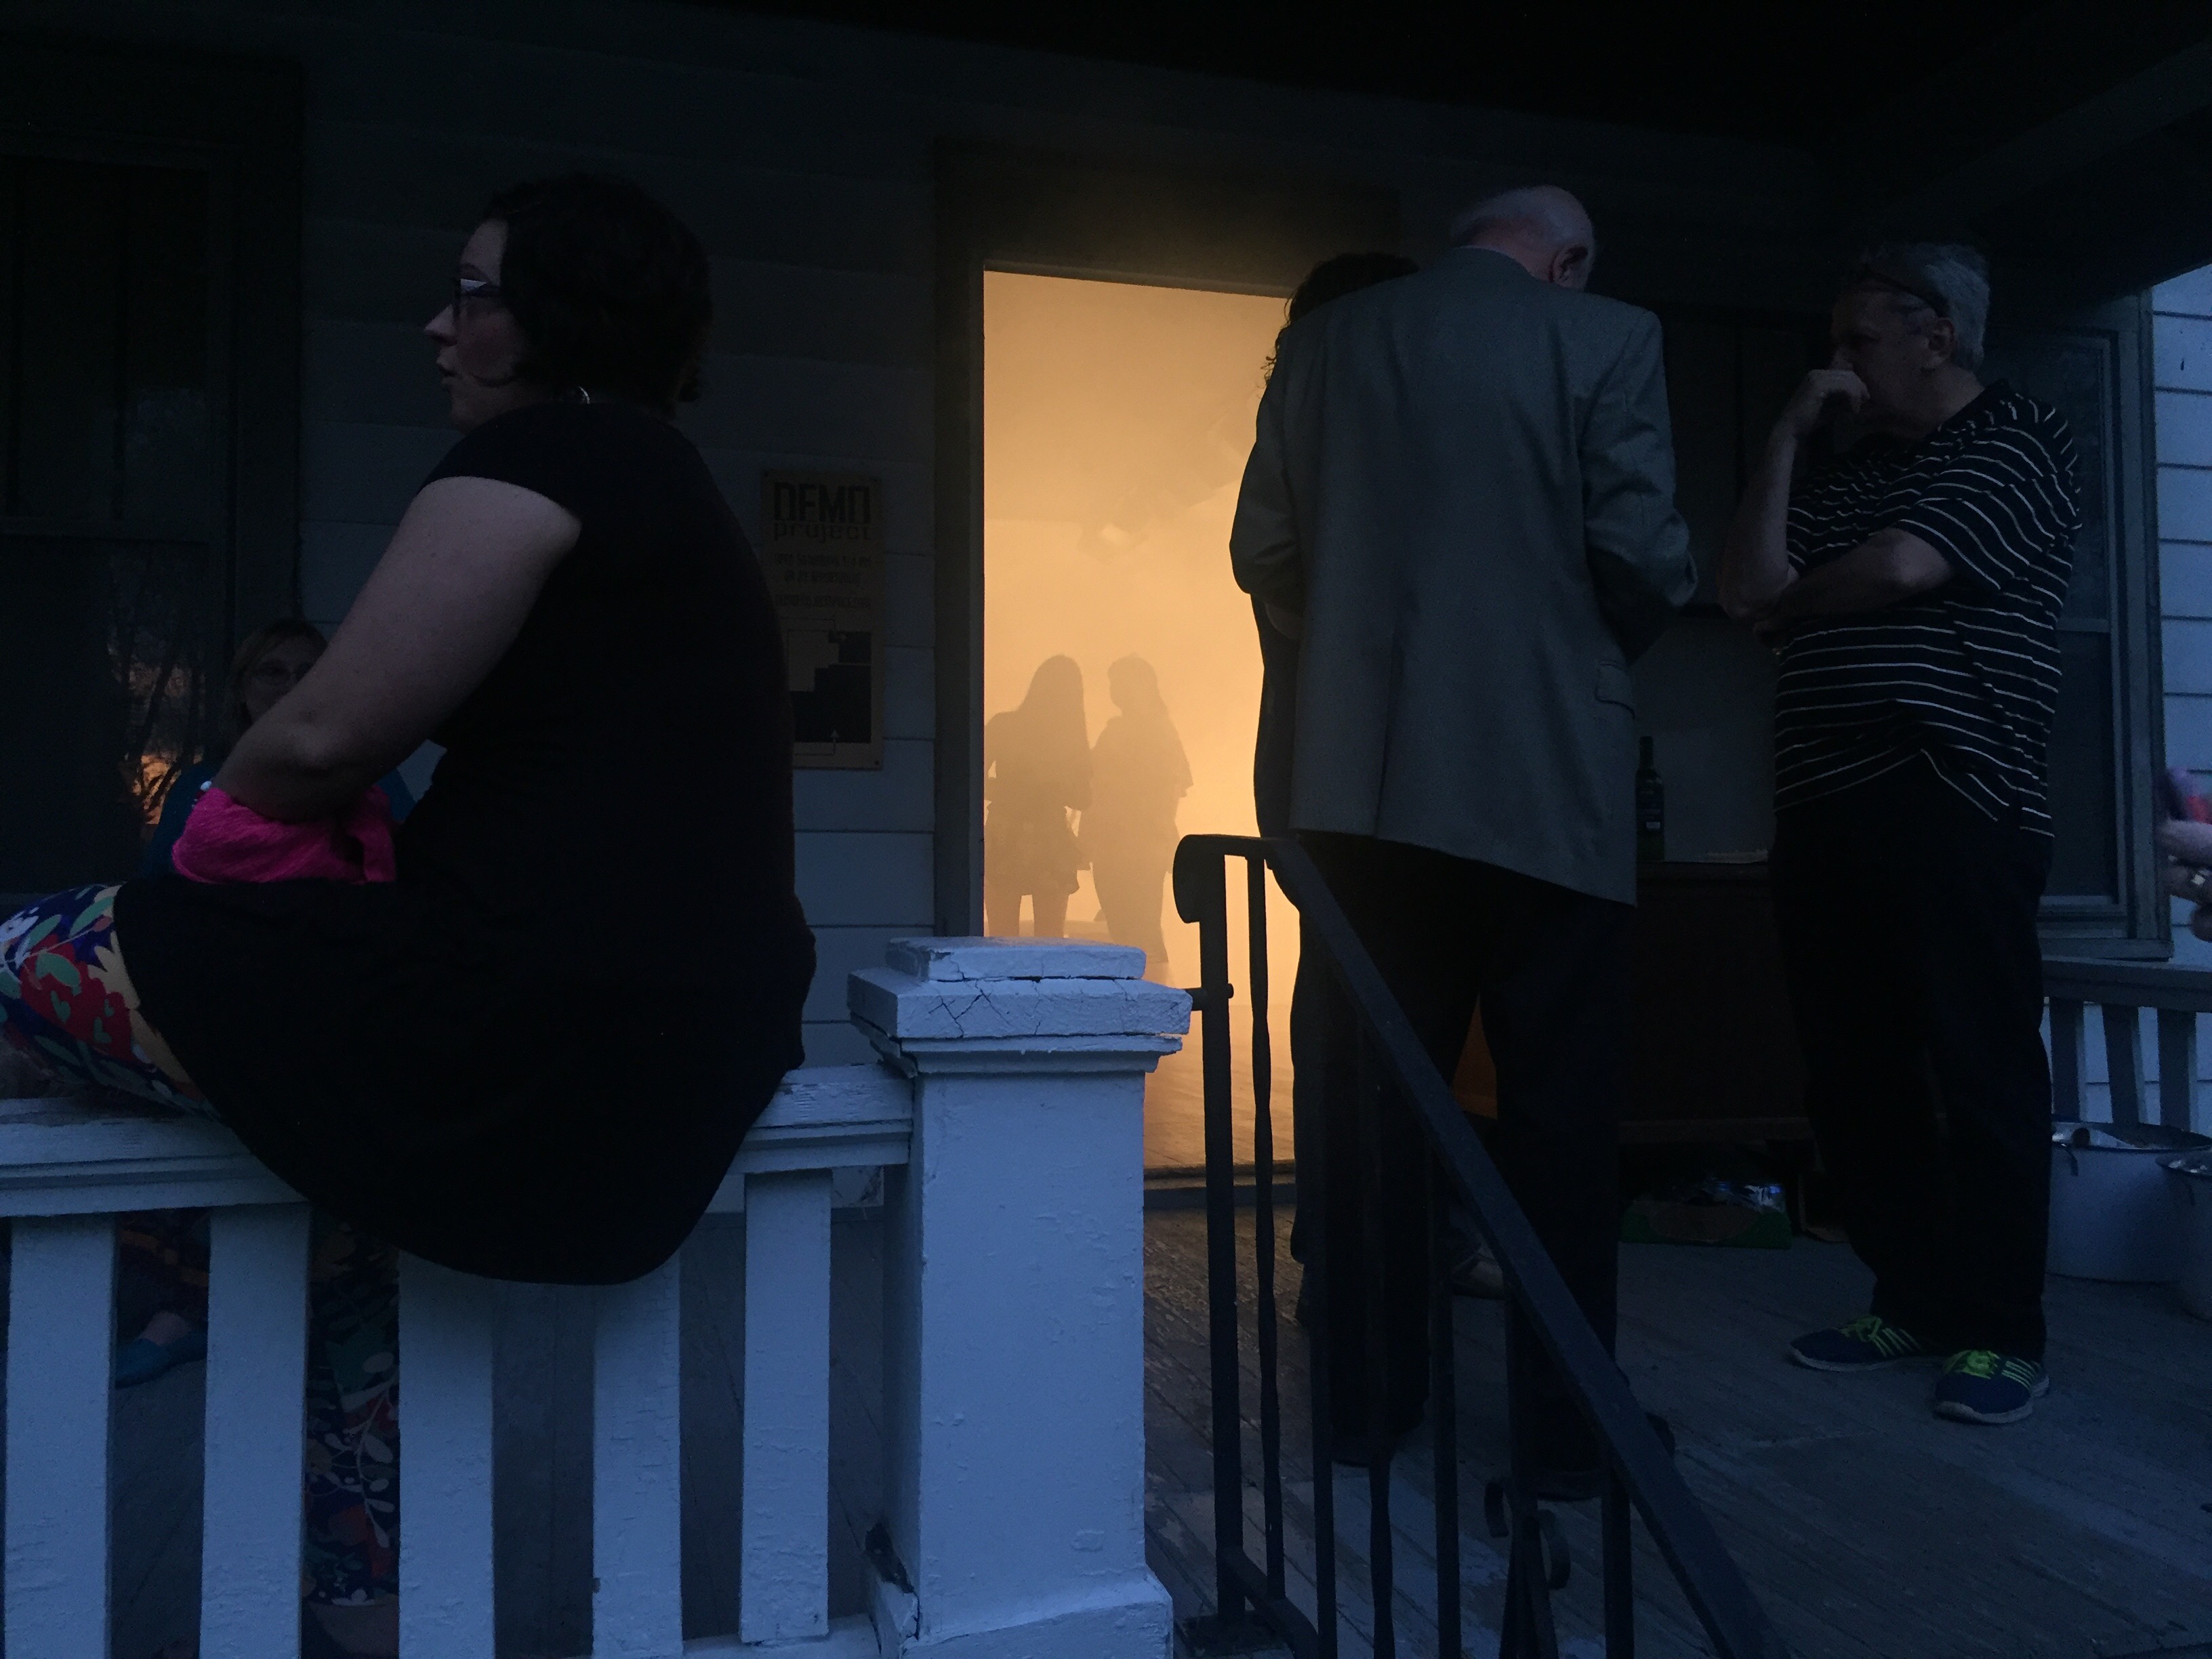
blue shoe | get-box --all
[1932,1350,2049,1425]
[1787,1314,1932,1372]
[114,1325,207,1389]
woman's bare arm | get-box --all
[216,476,580,821]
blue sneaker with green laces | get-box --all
[1932,1350,2049,1425]
[1787,1314,1932,1372]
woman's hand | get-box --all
[2156,819,2212,940]
[2158,818,2212,868]
[217,476,579,821]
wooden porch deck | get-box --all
[1144,1208,2212,1659]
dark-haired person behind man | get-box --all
[1720,244,2081,1427]
[2,173,813,1654]
[1251,252,1418,839]
[1233,187,1694,1487]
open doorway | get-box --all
[981,270,1298,1170]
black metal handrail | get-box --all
[1171,833,1789,1659]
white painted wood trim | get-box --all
[712,1064,913,1203]
[4,1212,116,1659]
[0,1097,296,1216]
[561,1612,880,1659]
[594,1256,685,1659]
[678,1613,880,1656]
[0,1064,911,1219]
[398,1256,498,1659]
[739,1169,834,1644]
[200,1204,312,1659]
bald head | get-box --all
[1449,185,1597,289]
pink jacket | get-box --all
[171,785,398,884]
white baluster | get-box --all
[5,1213,116,1659]
[740,1168,833,1643]
[398,1255,497,1659]
[201,1203,311,1659]
[594,1254,683,1658]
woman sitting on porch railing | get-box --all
[0,173,815,1658]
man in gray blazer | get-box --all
[1231,186,1693,1485]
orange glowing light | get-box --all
[983,271,1299,1170]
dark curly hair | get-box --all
[478,174,712,414]
[1263,251,1417,381]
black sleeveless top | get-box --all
[117,401,816,1283]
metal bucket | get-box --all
[2048,1121,2212,1283]
[2163,1152,2212,1319]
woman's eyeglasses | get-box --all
[451,276,506,315]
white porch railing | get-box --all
[2045,957,2212,1133]
[0,937,1188,1659]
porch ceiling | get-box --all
[718,0,2212,293]
[718,1,2193,149]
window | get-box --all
[0,159,222,890]
[1984,297,2163,947]
[0,42,300,905]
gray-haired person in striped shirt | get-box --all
[1720,243,2082,1427]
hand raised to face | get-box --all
[1775,368,1868,445]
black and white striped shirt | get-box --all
[1776,384,2082,833]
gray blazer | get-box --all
[1230,248,1694,905]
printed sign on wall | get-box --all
[760,470,886,771]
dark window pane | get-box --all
[2047,629,2118,900]
[0,537,219,894]
[3,157,211,528]
[0,162,15,510]
[9,162,125,522]
[120,166,212,525]
[1982,330,2112,623]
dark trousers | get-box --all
[1769,758,2054,1361]
[1292,832,1631,1469]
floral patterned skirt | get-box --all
[2,883,401,1605]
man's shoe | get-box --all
[1932,1350,2049,1425]
[1787,1314,1931,1372]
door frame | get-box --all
[930,140,1401,934]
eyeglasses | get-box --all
[451,276,506,314]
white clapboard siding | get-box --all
[201,1204,313,1659]
[5,1212,117,1659]
[594,1256,687,1659]
[399,1256,499,1659]
[741,1169,834,1643]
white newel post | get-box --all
[851,937,1189,1659]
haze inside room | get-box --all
[983,270,1296,1170]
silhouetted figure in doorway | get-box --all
[1082,655,1190,974]
[985,655,1091,937]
